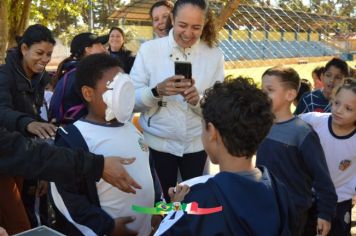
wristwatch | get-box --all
[151,86,160,97]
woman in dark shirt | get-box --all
[0,24,57,234]
[108,27,135,74]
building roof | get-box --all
[109,0,157,22]
[109,0,351,31]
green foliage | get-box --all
[30,0,89,26]
[29,0,123,38]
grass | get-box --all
[225,60,354,84]
[225,61,326,84]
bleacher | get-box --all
[219,40,341,61]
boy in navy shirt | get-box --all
[157,77,295,236]
[257,66,337,236]
[295,58,349,114]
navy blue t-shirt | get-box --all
[294,89,330,114]
[256,117,336,221]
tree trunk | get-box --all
[8,0,32,49]
[216,0,241,31]
[0,0,8,64]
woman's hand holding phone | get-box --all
[155,76,198,105]
[181,80,200,106]
[156,76,191,96]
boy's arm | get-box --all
[0,127,103,183]
[51,181,115,235]
[300,132,337,222]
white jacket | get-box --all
[130,30,224,156]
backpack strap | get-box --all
[59,68,77,121]
[56,124,88,151]
[207,179,254,236]
[64,104,85,120]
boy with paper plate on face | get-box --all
[50,54,155,236]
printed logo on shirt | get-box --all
[138,137,149,152]
[314,108,324,112]
[338,160,351,171]
[132,201,222,215]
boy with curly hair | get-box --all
[157,77,295,235]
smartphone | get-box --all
[175,61,192,80]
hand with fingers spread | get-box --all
[316,218,331,236]
[102,157,142,194]
[168,184,190,202]
[156,76,192,96]
[27,121,57,139]
[110,216,138,236]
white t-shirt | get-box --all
[75,120,154,236]
[300,112,356,202]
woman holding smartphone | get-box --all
[130,0,224,201]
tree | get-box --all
[216,0,241,30]
[0,1,8,63]
[0,0,32,63]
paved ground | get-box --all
[208,160,356,235]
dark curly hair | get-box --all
[172,0,218,48]
[75,53,123,103]
[201,76,274,158]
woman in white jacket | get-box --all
[130,0,224,200]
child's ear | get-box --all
[83,46,92,56]
[207,122,218,142]
[286,88,297,102]
[81,86,94,103]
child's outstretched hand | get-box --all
[110,216,137,236]
[168,184,190,202]
[316,218,331,236]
